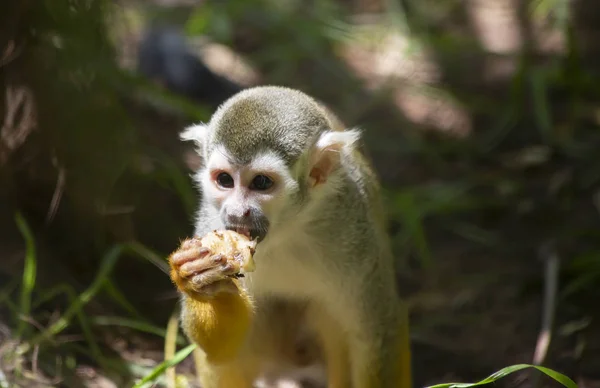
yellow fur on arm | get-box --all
[181,283,254,364]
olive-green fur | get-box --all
[208,86,332,166]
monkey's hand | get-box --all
[169,230,257,298]
[168,231,257,364]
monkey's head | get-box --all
[181,86,360,242]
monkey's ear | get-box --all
[180,123,208,148]
[308,129,361,187]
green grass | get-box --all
[132,344,196,388]
[4,209,201,386]
[7,211,579,387]
[17,245,123,354]
[15,212,37,339]
[426,364,577,388]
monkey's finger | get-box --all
[180,237,202,249]
[193,279,239,297]
[179,254,229,277]
[170,246,210,266]
[188,261,238,290]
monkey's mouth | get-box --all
[227,226,267,243]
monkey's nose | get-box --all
[226,209,251,225]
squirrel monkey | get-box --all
[169,86,412,387]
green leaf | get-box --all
[15,212,37,339]
[535,365,579,388]
[132,344,196,388]
[426,364,577,388]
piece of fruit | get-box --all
[198,229,258,275]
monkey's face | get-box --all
[200,146,301,242]
[180,87,363,242]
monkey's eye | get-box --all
[250,175,274,191]
[216,172,234,188]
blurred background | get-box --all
[0,0,599,387]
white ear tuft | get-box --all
[315,129,361,153]
[180,123,207,145]
[308,129,361,187]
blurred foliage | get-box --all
[1,0,600,386]
[0,0,202,385]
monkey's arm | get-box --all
[169,236,255,364]
[178,285,253,364]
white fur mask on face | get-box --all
[180,120,362,240]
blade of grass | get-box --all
[18,245,123,354]
[33,284,105,367]
[0,277,20,313]
[125,242,169,275]
[15,212,37,339]
[164,308,180,388]
[66,343,129,377]
[425,364,577,388]
[89,316,186,345]
[0,293,18,315]
[132,343,196,388]
[71,290,106,370]
[103,279,143,319]
[100,316,173,339]
[32,284,72,310]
